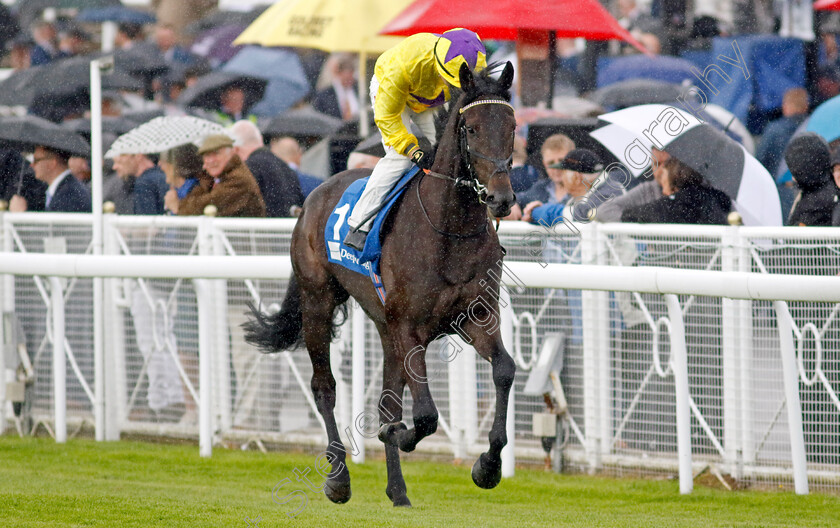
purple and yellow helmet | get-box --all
[433,28,487,88]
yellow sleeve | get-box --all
[373,60,419,158]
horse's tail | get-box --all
[243,276,303,353]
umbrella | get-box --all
[801,93,840,143]
[105,116,228,158]
[379,0,647,52]
[184,7,270,36]
[0,54,152,109]
[190,24,247,66]
[222,47,311,117]
[16,0,120,27]
[814,0,840,9]
[0,115,90,157]
[262,107,343,138]
[177,71,268,111]
[596,55,697,88]
[775,94,840,183]
[235,0,411,54]
[589,104,781,226]
[77,7,157,24]
[63,116,139,137]
[113,47,169,78]
[591,80,683,110]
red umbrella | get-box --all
[814,0,840,10]
[379,0,647,53]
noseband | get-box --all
[427,98,515,203]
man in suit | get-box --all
[312,54,359,121]
[9,146,91,213]
[230,120,304,217]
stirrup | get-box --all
[343,228,368,251]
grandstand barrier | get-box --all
[1,212,838,494]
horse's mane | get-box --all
[434,62,512,145]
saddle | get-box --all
[324,166,421,304]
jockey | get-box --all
[343,28,487,251]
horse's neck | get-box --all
[420,148,487,238]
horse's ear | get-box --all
[499,61,514,92]
[458,62,475,93]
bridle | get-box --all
[419,97,515,238]
[426,98,515,204]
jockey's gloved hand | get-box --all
[410,147,433,170]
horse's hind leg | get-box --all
[300,281,351,503]
[463,321,515,490]
[374,323,411,507]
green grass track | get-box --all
[1,437,838,527]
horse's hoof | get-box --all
[324,476,352,504]
[471,453,502,489]
[392,495,412,507]
[386,486,411,507]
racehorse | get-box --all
[244,62,517,507]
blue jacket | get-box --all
[134,166,168,215]
[47,172,91,213]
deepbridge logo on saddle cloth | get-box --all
[324,166,421,304]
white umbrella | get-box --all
[590,104,782,226]
[105,116,229,158]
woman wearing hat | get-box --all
[343,28,487,250]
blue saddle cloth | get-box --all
[324,166,420,304]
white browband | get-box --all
[458,99,515,114]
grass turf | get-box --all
[0,436,838,527]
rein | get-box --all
[417,98,514,238]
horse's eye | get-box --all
[466,126,476,135]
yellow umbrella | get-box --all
[234,0,414,136]
[234,0,409,53]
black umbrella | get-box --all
[184,7,269,35]
[661,123,744,199]
[0,54,149,108]
[262,107,342,138]
[112,47,169,78]
[177,71,268,111]
[590,80,683,110]
[17,0,120,27]
[352,131,386,158]
[0,115,90,157]
[62,116,138,137]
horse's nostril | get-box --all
[486,194,496,203]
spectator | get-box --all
[115,22,144,50]
[56,27,90,59]
[621,156,731,224]
[160,143,210,215]
[0,149,46,211]
[271,136,322,198]
[527,149,621,224]
[832,149,840,227]
[30,20,57,66]
[757,88,809,176]
[230,120,304,217]
[508,133,576,221]
[598,148,670,222]
[313,54,359,121]
[112,153,169,215]
[69,156,91,191]
[508,135,539,194]
[785,133,836,227]
[347,151,381,171]
[0,3,19,53]
[151,0,217,34]
[181,134,266,217]
[154,24,195,66]
[9,146,91,213]
[215,85,257,126]
[7,34,33,71]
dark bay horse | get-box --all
[245,62,517,507]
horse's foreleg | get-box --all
[464,323,515,490]
[380,328,438,454]
[301,291,351,504]
[376,325,412,507]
